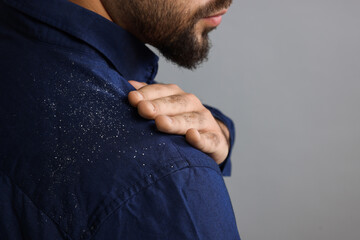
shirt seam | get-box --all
[83,140,221,238]
[0,169,73,240]
[172,141,223,178]
[89,164,222,240]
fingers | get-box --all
[128,81,147,107]
[137,83,183,99]
[155,111,228,164]
[155,112,209,135]
[137,93,203,119]
[186,129,219,154]
[186,128,228,164]
[127,81,230,164]
[128,83,184,107]
[128,80,147,90]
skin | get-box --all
[99,0,232,68]
[128,81,230,164]
[68,0,232,164]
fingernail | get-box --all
[147,102,156,112]
[165,116,172,123]
[151,103,156,112]
[133,91,143,101]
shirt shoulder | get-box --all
[0,34,224,240]
[91,165,240,240]
[0,3,232,238]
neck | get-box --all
[68,0,113,22]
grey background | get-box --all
[155,0,360,240]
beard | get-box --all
[101,0,232,69]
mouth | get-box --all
[202,9,228,27]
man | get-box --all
[0,0,240,239]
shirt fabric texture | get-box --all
[0,0,240,239]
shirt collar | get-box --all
[3,0,159,83]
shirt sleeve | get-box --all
[92,166,241,240]
[204,104,235,176]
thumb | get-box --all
[128,80,147,90]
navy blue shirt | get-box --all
[0,0,239,239]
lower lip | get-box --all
[203,15,223,27]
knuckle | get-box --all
[186,93,201,106]
[158,116,185,134]
[201,108,213,117]
[143,84,161,94]
[154,84,165,91]
[168,84,180,91]
[197,112,207,126]
[137,89,147,99]
[186,93,196,100]
[207,132,221,147]
[169,94,186,105]
[159,94,186,106]
[182,113,195,123]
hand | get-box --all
[128,80,230,165]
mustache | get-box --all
[193,0,233,20]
